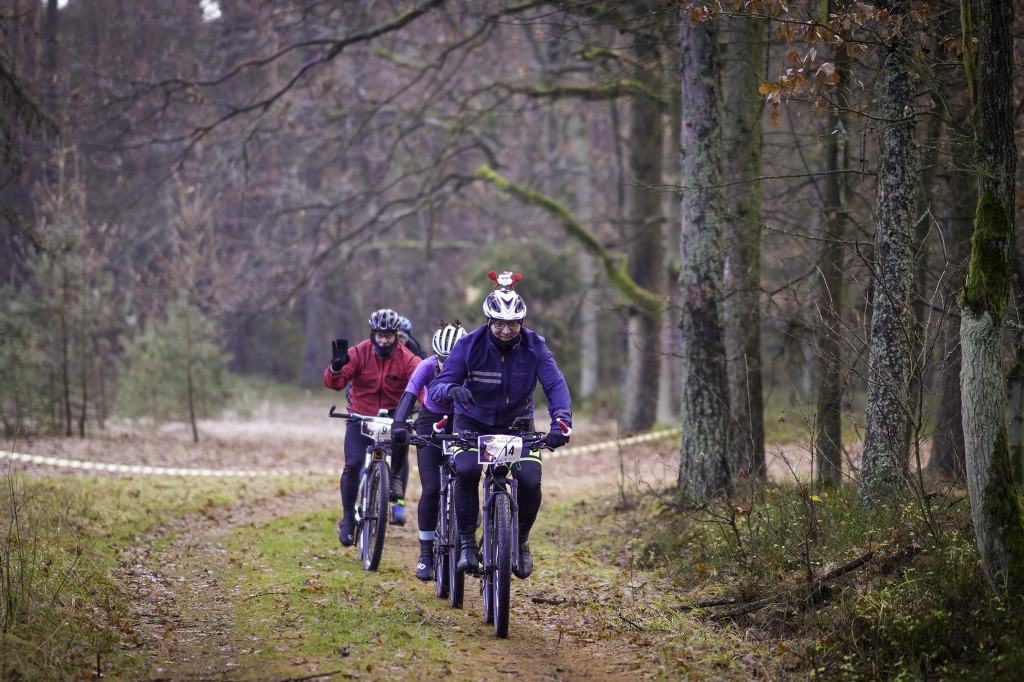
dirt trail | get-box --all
[11,405,747,680]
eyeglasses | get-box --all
[490,321,521,332]
[373,331,397,342]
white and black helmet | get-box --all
[432,324,467,360]
[368,308,402,333]
[482,288,527,321]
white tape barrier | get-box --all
[1,427,681,477]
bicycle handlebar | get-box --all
[432,429,553,453]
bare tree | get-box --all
[622,3,666,433]
[857,0,918,507]
[720,12,767,477]
[678,9,730,497]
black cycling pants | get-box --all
[414,408,451,535]
[452,414,542,541]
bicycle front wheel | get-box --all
[492,493,513,638]
[434,498,450,600]
[359,459,389,571]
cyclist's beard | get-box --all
[488,329,521,352]
[372,339,397,358]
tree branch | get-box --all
[474,164,665,313]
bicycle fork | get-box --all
[481,474,519,575]
[355,446,391,524]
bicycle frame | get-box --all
[411,417,464,606]
[433,423,558,638]
[329,405,406,571]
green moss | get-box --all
[982,427,1024,597]
[474,164,665,313]
[959,190,1011,325]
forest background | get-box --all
[2,0,1024,678]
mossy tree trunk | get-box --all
[678,11,730,497]
[720,13,767,478]
[857,0,917,507]
[960,0,1022,600]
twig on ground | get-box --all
[709,544,921,621]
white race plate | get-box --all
[477,435,523,464]
[362,418,392,441]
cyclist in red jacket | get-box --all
[325,308,422,546]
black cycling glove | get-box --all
[391,426,409,447]
[448,386,474,406]
[330,338,349,373]
[544,430,568,449]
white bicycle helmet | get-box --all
[432,324,467,360]
[398,316,413,335]
[482,288,527,321]
[368,308,402,332]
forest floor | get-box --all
[7,402,842,680]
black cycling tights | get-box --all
[414,408,449,533]
[452,414,542,541]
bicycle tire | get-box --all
[360,459,389,571]
[492,493,513,638]
[447,500,464,608]
[434,498,449,599]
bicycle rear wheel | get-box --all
[492,493,512,638]
[359,459,389,571]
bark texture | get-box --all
[858,13,917,507]
[720,14,766,477]
[622,16,665,433]
[678,14,730,497]
[961,0,1022,599]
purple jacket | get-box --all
[428,324,572,430]
[402,355,452,415]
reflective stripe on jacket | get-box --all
[428,324,571,430]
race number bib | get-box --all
[362,418,392,442]
[477,435,523,464]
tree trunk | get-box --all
[813,8,852,488]
[658,22,683,426]
[858,2,917,506]
[574,115,599,401]
[678,12,730,497]
[720,13,767,477]
[621,14,664,433]
[928,166,974,479]
[961,0,1023,600]
[301,280,327,389]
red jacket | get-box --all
[324,339,421,416]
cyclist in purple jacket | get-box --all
[391,321,467,580]
[428,272,572,579]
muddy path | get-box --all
[13,406,752,680]
[12,403,770,675]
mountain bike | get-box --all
[329,405,406,571]
[436,418,570,638]
[411,416,464,607]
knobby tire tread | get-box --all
[493,493,512,638]
[363,459,389,571]
[447,489,464,608]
